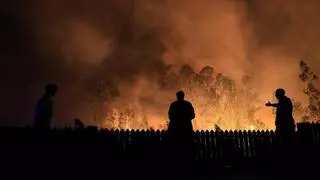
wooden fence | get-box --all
[1,122,320,172]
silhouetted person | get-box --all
[168,91,195,164]
[33,84,58,129]
[266,88,295,137]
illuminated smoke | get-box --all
[1,0,320,128]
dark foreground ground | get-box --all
[0,126,319,180]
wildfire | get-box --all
[98,65,270,131]
[95,60,320,131]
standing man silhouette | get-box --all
[33,84,58,129]
[265,89,297,170]
[265,88,295,137]
[168,90,195,164]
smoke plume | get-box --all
[1,0,319,128]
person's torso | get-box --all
[276,97,294,124]
[34,94,53,121]
[169,100,193,127]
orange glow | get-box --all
[23,0,320,129]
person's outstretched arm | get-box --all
[265,101,278,108]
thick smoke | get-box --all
[0,0,319,128]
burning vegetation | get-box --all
[86,60,320,131]
[87,64,266,130]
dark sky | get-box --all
[0,1,39,125]
[0,0,82,125]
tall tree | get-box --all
[299,60,320,121]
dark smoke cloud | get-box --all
[0,0,176,126]
[1,0,320,127]
[245,0,320,69]
[242,0,320,98]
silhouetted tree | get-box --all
[159,65,179,89]
[197,66,214,87]
[299,60,320,121]
[179,64,196,79]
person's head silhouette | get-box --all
[45,84,58,97]
[275,88,285,100]
[176,90,185,101]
